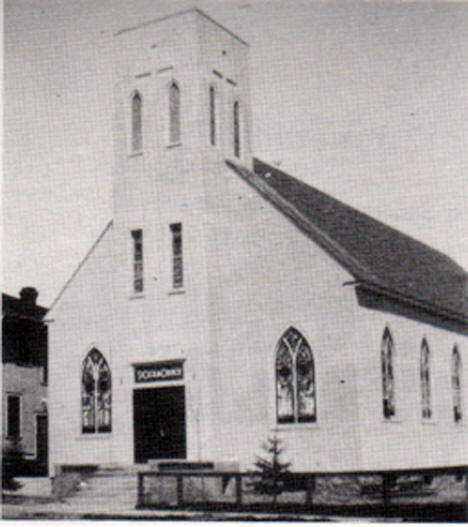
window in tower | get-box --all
[131,229,143,293]
[233,100,240,157]
[209,86,216,146]
[169,82,181,143]
[131,91,142,152]
[170,223,183,289]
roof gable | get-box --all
[226,158,468,325]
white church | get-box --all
[47,8,467,475]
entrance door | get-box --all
[36,414,48,475]
[133,386,186,463]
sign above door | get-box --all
[133,360,184,383]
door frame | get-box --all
[133,383,186,463]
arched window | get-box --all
[452,346,462,422]
[131,91,142,152]
[420,339,431,419]
[209,86,216,146]
[233,100,240,157]
[381,328,395,419]
[81,348,111,434]
[276,327,316,424]
[169,82,180,143]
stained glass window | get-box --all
[82,349,111,434]
[169,82,180,143]
[452,347,462,422]
[131,92,142,152]
[381,328,395,419]
[276,327,316,424]
[420,339,431,419]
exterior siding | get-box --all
[47,8,467,475]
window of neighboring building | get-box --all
[81,348,111,434]
[233,100,240,157]
[170,223,183,289]
[7,395,21,438]
[381,328,395,419]
[169,82,180,143]
[131,229,143,293]
[452,346,462,422]
[420,339,432,419]
[276,327,316,424]
[209,86,216,146]
[131,91,142,152]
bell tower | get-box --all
[112,8,251,234]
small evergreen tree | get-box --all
[248,436,291,504]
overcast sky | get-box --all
[4,0,468,306]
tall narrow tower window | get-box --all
[452,346,462,422]
[209,86,216,146]
[131,229,143,293]
[169,82,181,143]
[420,339,431,419]
[131,92,142,152]
[233,100,240,157]
[381,328,395,419]
[170,223,183,289]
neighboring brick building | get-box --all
[2,287,48,475]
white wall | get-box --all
[202,160,468,471]
[48,8,467,473]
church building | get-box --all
[47,8,468,475]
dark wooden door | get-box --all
[36,414,48,475]
[133,386,186,463]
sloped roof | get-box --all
[226,158,468,324]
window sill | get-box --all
[168,289,185,296]
[128,151,143,158]
[129,294,145,300]
[421,420,437,425]
[77,434,112,440]
[273,423,319,432]
[167,142,182,149]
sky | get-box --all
[3,0,468,307]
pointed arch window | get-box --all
[131,91,142,152]
[420,339,431,419]
[81,348,112,434]
[169,82,181,143]
[209,86,216,146]
[452,346,462,422]
[233,100,240,157]
[381,328,395,419]
[276,327,316,424]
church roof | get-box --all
[227,158,468,324]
